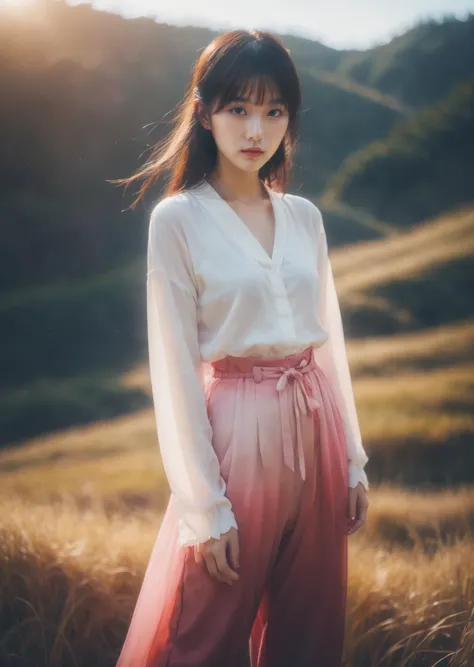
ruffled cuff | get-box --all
[177,504,238,548]
[348,461,369,491]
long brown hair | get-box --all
[110,29,302,209]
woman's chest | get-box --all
[226,199,276,259]
[188,214,321,310]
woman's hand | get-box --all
[193,526,240,585]
[347,482,369,535]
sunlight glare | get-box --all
[1,0,36,10]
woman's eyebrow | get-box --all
[231,95,286,105]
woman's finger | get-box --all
[348,508,367,534]
[205,553,227,583]
[227,531,240,571]
[194,545,204,565]
[214,549,239,585]
[349,491,356,520]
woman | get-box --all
[114,28,369,667]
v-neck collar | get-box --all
[189,179,286,269]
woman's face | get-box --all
[198,86,290,173]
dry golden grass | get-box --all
[0,410,170,513]
[1,489,473,667]
[344,536,474,666]
[360,485,474,551]
[355,362,474,444]
[0,493,159,667]
[331,206,474,297]
[347,320,474,375]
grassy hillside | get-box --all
[325,81,474,226]
[308,67,413,116]
[336,15,474,109]
[294,70,400,192]
[0,260,146,390]
[331,205,474,336]
[1,489,474,667]
[0,260,151,447]
[317,198,398,247]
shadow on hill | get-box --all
[366,430,474,490]
[345,255,474,337]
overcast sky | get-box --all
[71,0,474,49]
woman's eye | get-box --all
[227,106,285,117]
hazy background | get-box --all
[0,1,473,666]
[68,0,474,48]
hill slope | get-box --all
[336,15,474,108]
[331,205,474,336]
[325,80,474,226]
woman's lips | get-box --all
[241,149,264,157]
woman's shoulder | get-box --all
[281,191,324,232]
[150,191,191,222]
[149,190,200,240]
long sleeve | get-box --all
[146,198,238,546]
[312,208,369,490]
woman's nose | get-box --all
[245,115,263,141]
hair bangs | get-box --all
[212,72,285,112]
[204,36,300,118]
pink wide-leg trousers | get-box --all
[116,345,349,667]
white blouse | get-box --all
[146,179,369,547]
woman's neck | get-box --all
[208,164,267,203]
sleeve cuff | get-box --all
[177,504,238,547]
[348,461,369,491]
